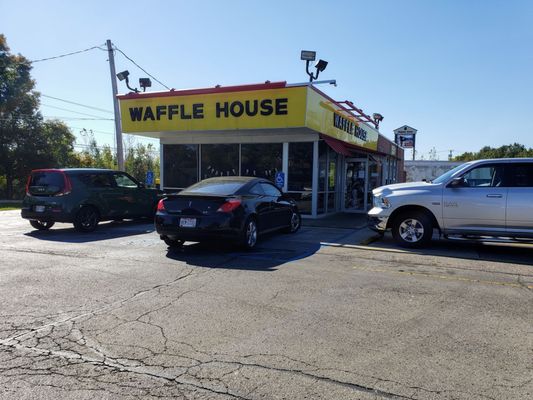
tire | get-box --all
[162,236,184,248]
[391,211,433,248]
[283,210,301,234]
[73,206,100,233]
[240,217,258,250]
[30,220,55,231]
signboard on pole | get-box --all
[146,171,154,187]
[394,125,418,160]
[275,171,285,189]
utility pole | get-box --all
[106,39,124,171]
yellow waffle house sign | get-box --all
[118,82,378,151]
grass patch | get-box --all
[0,201,22,211]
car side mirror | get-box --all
[447,177,466,188]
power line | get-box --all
[42,116,114,121]
[41,94,113,114]
[41,104,112,119]
[30,44,106,63]
[67,126,159,141]
[113,45,170,90]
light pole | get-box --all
[301,50,328,82]
[106,39,124,171]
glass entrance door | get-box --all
[343,159,367,212]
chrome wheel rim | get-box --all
[399,218,424,242]
[246,221,257,247]
[290,213,300,231]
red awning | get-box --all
[321,134,354,156]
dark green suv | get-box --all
[21,168,161,232]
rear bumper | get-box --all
[21,207,73,223]
[155,212,241,241]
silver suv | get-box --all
[368,158,533,247]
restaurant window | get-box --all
[201,144,239,179]
[317,141,328,214]
[241,143,282,182]
[287,142,314,215]
[288,142,313,191]
[163,144,198,188]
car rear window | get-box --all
[182,180,244,195]
[29,171,65,195]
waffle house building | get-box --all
[118,81,404,217]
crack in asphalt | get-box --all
[0,268,198,346]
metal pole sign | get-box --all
[394,125,418,160]
[275,171,285,189]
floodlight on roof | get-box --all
[315,59,328,72]
[139,77,152,92]
[300,50,316,61]
[116,70,129,81]
[301,51,329,82]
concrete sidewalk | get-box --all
[302,212,368,229]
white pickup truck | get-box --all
[368,158,533,247]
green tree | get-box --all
[124,142,159,184]
[76,135,117,169]
[0,35,78,198]
[454,143,533,161]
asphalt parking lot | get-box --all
[0,210,531,400]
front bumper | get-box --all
[367,207,390,232]
[367,216,389,232]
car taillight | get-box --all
[217,199,241,213]
[157,199,166,212]
[25,175,31,196]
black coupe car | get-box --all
[155,177,301,249]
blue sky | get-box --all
[1,0,532,159]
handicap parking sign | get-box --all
[146,171,154,186]
[275,172,285,188]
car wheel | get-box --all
[73,206,99,233]
[391,211,433,248]
[30,220,55,231]
[162,236,184,248]
[240,217,258,250]
[283,210,301,233]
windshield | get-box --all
[431,163,469,184]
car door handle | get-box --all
[486,194,502,198]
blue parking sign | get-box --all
[275,172,285,189]
[146,171,154,186]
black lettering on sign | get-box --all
[275,98,288,115]
[333,113,368,141]
[245,100,258,116]
[156,105,166,120]
[230,101,244,117]
[260,99,273,116]
[129,107,143,121]
[216,102,229,118]
[355,126,368,141]
[192,103,204,119]
[143,106,155,121]
[180,104,191,120]
[168,105,179,120]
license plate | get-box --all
[34,205,45,212]
[179,218,196,228]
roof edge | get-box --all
[117,81,289,100]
